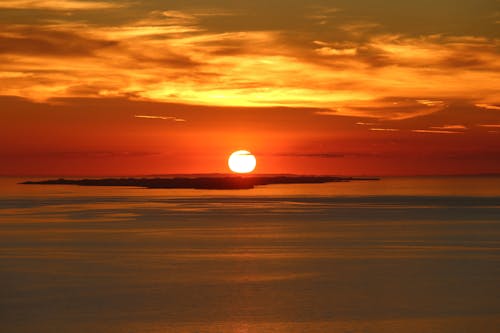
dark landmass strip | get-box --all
[21,176,379,190]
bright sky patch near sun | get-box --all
[0,0,499,175]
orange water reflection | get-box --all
[1,177,500,333]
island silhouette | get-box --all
[21,175,379,190]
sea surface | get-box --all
[1,176,500,333]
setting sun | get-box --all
[228,150,257,174]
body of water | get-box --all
[1,177,500,332]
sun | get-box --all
[228,150,256,174]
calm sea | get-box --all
[1,177,500,333]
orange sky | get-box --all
[0,0,499,176]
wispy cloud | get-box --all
[417,100,445,107]
[478,124,500,128]
[476,103,500,111]
[430,125,467,130]
[0,0,125,10]
[306,7,340,25]
[339,21,380,36]
[316,98,446,120]
[134,115,186,122]
[271,151,381,158]
[161,10,197,22]
[3,151,161,158]
[412,129,463,134]
[370,128,400,132]
[315,47,357,56]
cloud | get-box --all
[274,152,345,158]
[478,124,500,128]
[306,7,340,25]
[417,100,445,107]
[315,47,357,56]
[430,125,467,130]
[0,12,498,119]
[2,151,160,158]
[412,129,463,134]
[162,10,196,21]
[339,22,381,36]
[370,128,399,132]
[476,103,500,110]
[366,34,500,70]
[316,98,446,120]
[0,26,116,56]
[134,115,186,122]
[271,151,384,158]
[0,0,125,10]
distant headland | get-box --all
[21,175,379,190]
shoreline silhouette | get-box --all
[21,175,379,190]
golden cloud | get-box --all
[316,98,446,120]
[315,47,357,56]
[476,103,500,110]
[0,11,499,120]
[430,125,467,130]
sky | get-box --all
[0,0,499,176]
